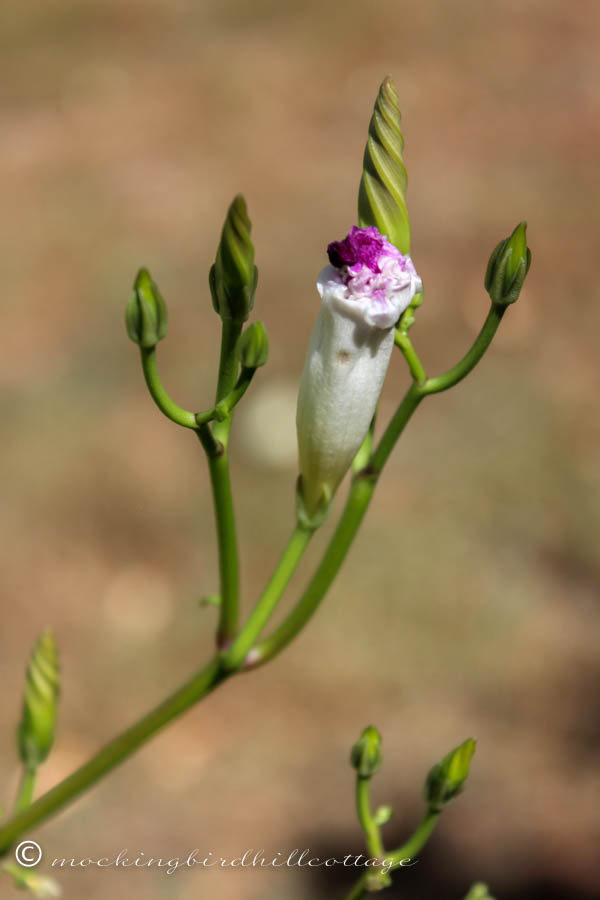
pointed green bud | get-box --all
[125,267,168,348]
[350,725,383,778]
[484,222,532,306]
[210,195,258,323]
[358,76,411,255]
[17,631,60,770]
[463,884,495,900]
[237,321,269,369]
[424,737,476,812]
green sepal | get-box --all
[424,737,476,812]
[211,195,258,322]
[484,222,532,306]
[358,77,411,254]
[237,321,269,369]
[350,725,383,778]
[125,267,168,348]
[17,631,60,770]
[295,476,331,532]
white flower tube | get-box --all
[296,226,422,517]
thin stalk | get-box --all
[0,658,226,855]
[421,304,505,395]
[12,769,36,815]
[206,319,243,647]
[394,329,427,383]
[203,438,240,649]
[222,524,314,671]
[355,777,386,860]
[343,809,440,899]
[140,347,200,429]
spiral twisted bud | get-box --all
[125,268,168,348]
[17,631,60,770]
[358,76,411,255]
[210,195,258,323]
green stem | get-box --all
[394,329,427,383]
[421,304,505,395]
[140,347,201,429]
[0,658,226,855]
[343,809,440,899]
[249,385,423,666]
[201,435,240,648]
[355,776,386,860]
[222,524,314,671]
[13,769,36,815]
[388,808,440,868]
[214,320,243,408]
[214,366,256,421]
[204,320,243,647]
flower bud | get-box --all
[297,226,422,516]
[350,725,383,777]
[424,737,476,813]
[210,194,258,323]
[358,77,411,254]
[464,884,495,900]
[17,631,60,770]
[237,321,269,369]
[484,221,531,306]
[125,267,168,348]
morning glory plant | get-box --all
[0,76,530,898]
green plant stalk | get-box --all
[12,769,36,815]
[208,319,243,647]
[140,347,200,428]
[344,809,440,899]
[0,658,226,855]
[394,329,427,383]
[222,524,314,671]
[355,776,386,860]
[421,304,505,395]
[249,383,423,665]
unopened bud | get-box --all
[17,631,60,770]
[424,737,476,812]
[210,195,258,323]
[358,77,411,254]
[238,321,269,369]
[350,725,383,778]
[125,267,168,348]
[484,222,531,306]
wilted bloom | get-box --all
[296,226,422,517]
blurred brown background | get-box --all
[1,1,599,898]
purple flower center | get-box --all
[327,226,389,273]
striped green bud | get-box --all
[424,738,476,812]
[210,195,258,323]
[17,631,60,770]
[358,77,411,255]
[125,267,168,348]
[237,321,269,369]
[350,725,383,778]
[484,222,532,306]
